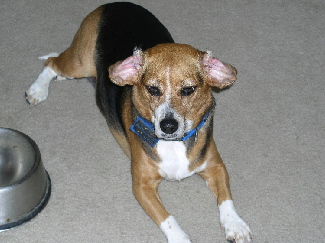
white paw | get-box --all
[160,216,192,243]
[26,66,57,105]
[25,82,49,105]
[221,215,251,243]
[219,200,252,243]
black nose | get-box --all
[160,118,179,134]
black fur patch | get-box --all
[95,2,174,133]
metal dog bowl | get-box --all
[0,128,51,231]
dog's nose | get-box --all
[160,118,178,134]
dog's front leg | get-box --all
[131,150,191,243]
[198,141,252,243]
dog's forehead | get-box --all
[143,44,202,85]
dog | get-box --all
[26,2,251,243]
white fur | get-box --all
[38,52,59,60]
[157,141,206,181]
[56,75,68,81]
[26,66,57,105]
[154,104,186,140]
[160,216,191,243]
[26,53,60,105]
[219,200,252,243]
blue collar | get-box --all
[130,112,210,147]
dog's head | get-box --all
[109,44,237,140]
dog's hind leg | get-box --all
[25,53,59,105]
[26,40,97,106]
[25,6,102,105]
[25,50,85,106]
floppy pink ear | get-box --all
[108,49,144,86]
[201,51,237,89]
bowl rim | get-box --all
[0,127,52,231]
[0,171,51,231]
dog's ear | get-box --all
[201,51,237,89]
[109,49,143,86]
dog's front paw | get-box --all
[221,215,251,243]
[160,216,192,243]
[25,83,49,105]
[219,200,252,243]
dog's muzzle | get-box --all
[129,112,210,147]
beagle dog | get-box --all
[26,2,251,243]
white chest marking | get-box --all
[156,141,206,181]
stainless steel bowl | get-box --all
[0,128,51,231]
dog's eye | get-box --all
[180,86,196,96]
[146,86,161,96]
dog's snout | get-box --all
[160,118,179,134]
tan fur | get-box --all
[113,44,235,225]
[197,140,232,205]
[45,6,103,78]
[130,138,169,224]
[45,38,235,226]
[28,4,251,241]
[132,44,214,129]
